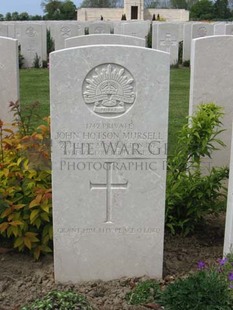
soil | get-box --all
[0,213,226,310]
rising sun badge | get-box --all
[82,64,136,118]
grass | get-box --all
[20,68,50,119]
[169,67,190,155]
[19,67,190,156]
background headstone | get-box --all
[214,22,226,35]
[223,123,233,255]
[88,22,112,34]
[225,23,233,35]
[183,22,214,63]
[15,23,46,68]
[48,21,85,50]
[189,35,233,170]
[182,22,193,62]
[65,34,146,48]
[0,37,19,125]
[153,23,180,65]
[51,45,169,282]
[114,21,150,39]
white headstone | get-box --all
[0,24,8,37]
[225,24,233,35]
[153,23,180,65]
[114,21,150,39]
[50,45,169,282]
[0,37,19,125]
[189,35,233,170]
[183,22,214,63]
[224,123,233,255]
[15,23,46,68]
[89,22,112,34]
[214,22,226,35]
[65,34,145,48]
[182,22,193,62]
[192,23,214,39]
[48,21,85,50]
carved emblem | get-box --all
[197,26,207,37]
[60,26,71,37]
[83,64,136,118]
[26,27,36,37]
[94,26,105,33]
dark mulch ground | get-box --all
[0,213,225,310]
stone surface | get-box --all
[114,21,150,39]
[225,24,233,35]
[153,23,180,65]
[0,24,8,37]
[183,22,213,62]
[192,23,214,39]
[182,22,193,62]
[0,36,19,125]
[15,23,46,67]
[77,8,189,22]
[214,22,226,35]
[189,35,233,170]
[88,22,112,34]
[48,21,85,50]
[224,123,233,255]
[65,34,145,48]
[50,45,169,282]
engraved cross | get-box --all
[160,33,177,52]
[90,162,128,223]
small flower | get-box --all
[218,258,228,266]
[197,261,206,270]
[228,272,233,281]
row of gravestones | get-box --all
[1,20,233,67]
[1,34,233,282]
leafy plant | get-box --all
[47,28,55,56]
[126,279,160,305]
[166,103,229,235]
[18,45,24,69]
[0,102,51,259]
[21,290,93,310]
[182,59,190,67]
[33,53,41,68]
[121,13,126,20]
[160,269,233,309]
[146,23,152,48]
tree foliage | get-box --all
[41,0,76,19]
[190,0,232,20]
[190,0,215,20]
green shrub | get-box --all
[47,29,55,56]
[18,45,24,69]
[0,102,52,259]
[166,103,228,235]
[33,53,41,68]
[21,290,93,310]
[182,60,190,67]
[126,279,160,305]
[160,269,233,309]
[146,23,152,48]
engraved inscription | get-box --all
[160,33,177,52]
[94,26,105,33]
[83,64,136,118]
[26,26,36,37]
[60,26,71,37]
[90,162,128,223]
[197,26,207,37]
